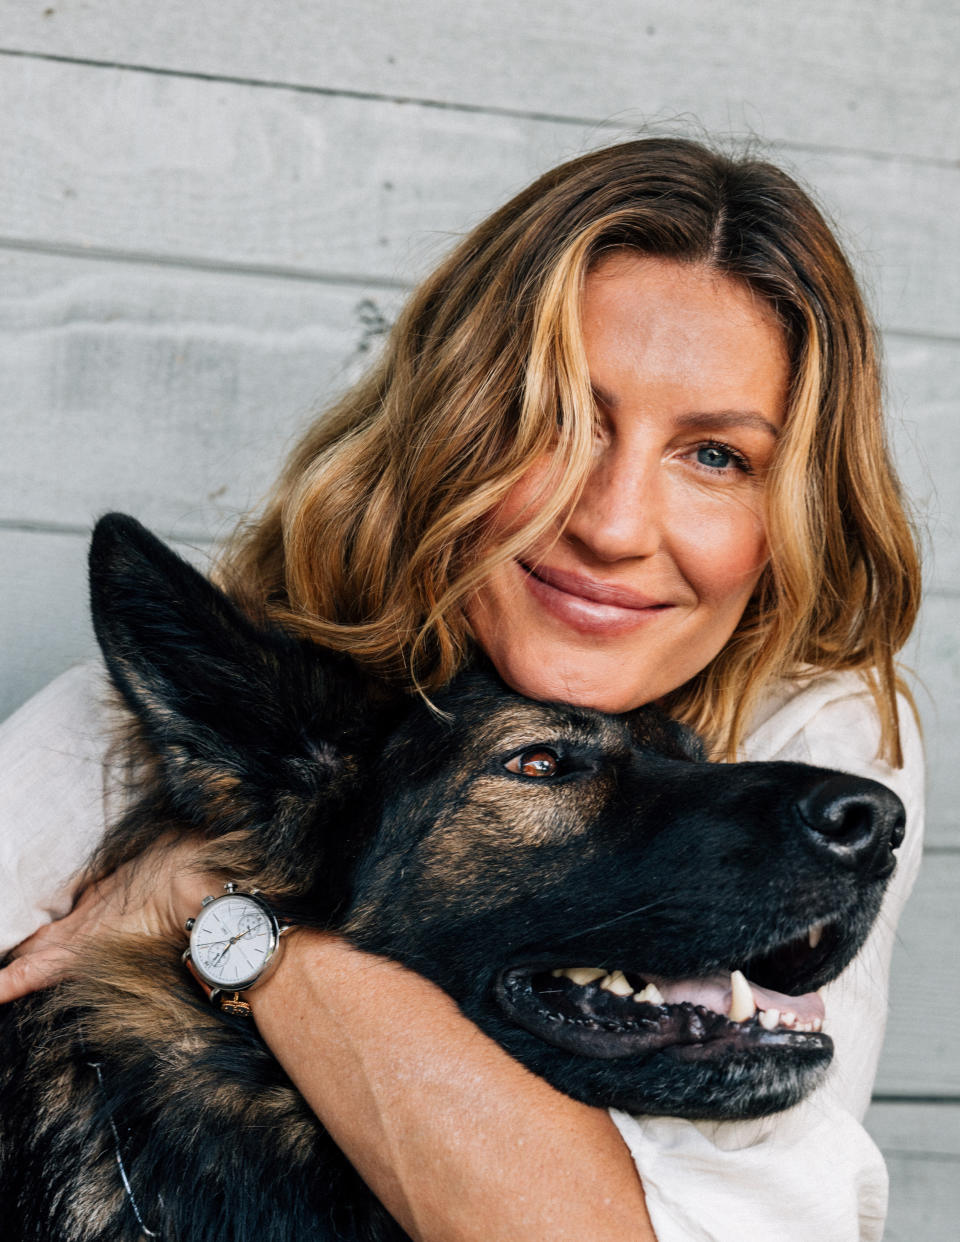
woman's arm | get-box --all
[2,864,656,1240]
[254,931,655,1242]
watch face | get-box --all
[189,894,278,990]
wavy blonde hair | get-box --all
[222,138,920,763]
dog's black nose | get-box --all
[795,775,905,875]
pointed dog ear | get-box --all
[89,514,399,842]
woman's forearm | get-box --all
[253,931,657,1242]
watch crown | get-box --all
[224,881,238,894]
[185,917,195,931]
[201,895,214,907]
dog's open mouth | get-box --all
[496,920,839,1061]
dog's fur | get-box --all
[0,515,904,1241]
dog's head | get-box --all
[90,515,904,1121]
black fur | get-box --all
[0,515,905,1241]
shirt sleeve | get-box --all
[610,672,924,1242]
[0,663,120,953]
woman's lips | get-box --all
[519,562,676,636]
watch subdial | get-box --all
[238,909,264,936]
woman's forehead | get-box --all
[580,253,790,428]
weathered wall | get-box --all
[0,3,956,1235]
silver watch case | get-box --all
[182,885,286,996]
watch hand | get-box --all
[206,928,254,968]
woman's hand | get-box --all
[0,838,216,1004]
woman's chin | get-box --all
[492,658,652,715]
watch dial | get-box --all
[191,897,275,988]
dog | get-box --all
[0,514,904,1241]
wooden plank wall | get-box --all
[1,3,957,1235]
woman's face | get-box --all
[467,252,790,712]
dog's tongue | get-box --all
[648,972,825,1023]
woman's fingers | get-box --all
[0,843,230,1005]
[0,926,79,1002]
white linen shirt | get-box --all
[0,663,925,1242]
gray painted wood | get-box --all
[0,248,403,537]
[0,56,958,338]
[0,528,95,721]
[3,0,958,161]
[875,849,960,1095]
[866,1102,960,1242]
[906,594,960,850]
[885,337,960,595]
[0,526,212,722]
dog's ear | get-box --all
[89,513,399,843]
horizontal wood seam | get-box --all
[1,237,958,347]
[0,519,214,545]
[0,236,415,292]
[0,45,956,172]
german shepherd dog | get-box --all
[0,515,904,1241]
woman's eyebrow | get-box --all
[675,411,781,438]
[588,384,781,440]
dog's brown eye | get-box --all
[506,748,560,778]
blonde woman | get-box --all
[0,139,923,1241]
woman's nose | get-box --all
[563,448,662,564]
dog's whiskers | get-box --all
[551,898,671,944]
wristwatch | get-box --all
[182,882,295,1016]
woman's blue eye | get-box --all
[697,445,733,469]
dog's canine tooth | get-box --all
[553,967,606,986]
[727,969,756,1021]
[808,922,825,949]
[600,970,634,997]
[758,1008,780,1031]
[633,982,665,1005]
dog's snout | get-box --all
[795,775,905,875]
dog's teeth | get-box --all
[780,1010,797,1028]
[811,1017,823,1032]
[599,970,634,997]
[727,969,756,1022]
[633,983,665,1005]
[554,967,606,986]
[808,922,825,949]
[758,1008,780,1030]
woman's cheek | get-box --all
[489,456,558,537]
[675,494,770,602]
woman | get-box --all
[0,139,923,1241]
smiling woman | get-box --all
[0,137,924,1242]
